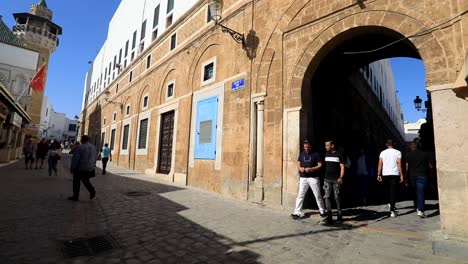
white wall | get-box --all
[0,43,39,111]
[0,43,38,71]
[361,59,405,137]
[47,110,67,141]
[83,0,200,108]
[39,95,52,138]
[404,119,426,142]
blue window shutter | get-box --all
[195,96,218,159]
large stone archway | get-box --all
[255,2,467,238]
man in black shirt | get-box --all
[291,140,326,219]
[322,140,345,224]
[405,139,432,218]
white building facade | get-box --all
[0,18,39,112]
[404,118,427,142]
[39,96,78,142]
[360,59,405,137]
[83,0,199,108]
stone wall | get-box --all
[80,0,468,238]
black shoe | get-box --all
[321,216,333,225]
[319,212,328,218]
[336,216,343,224]
[90,191,96,200]
[67,196,78,201]
[290,214,301,220]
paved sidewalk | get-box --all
[0,155,465,264]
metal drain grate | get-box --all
[61,233,119,258]
[125,191,151,197]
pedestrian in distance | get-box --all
[98,143,111,175]
[405,138,432,218]
[35,138,49,169]
[69,135,97,201]
[69,141,80,156]
[48,142,61,176]
[22,138,36,169]
[322,140,346,224]
[354,148,374,205]
[291,140,327,220]
[377,139,404,218]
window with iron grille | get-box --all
[122,125,129,150]
[110,129,116,150]
[138,118,149,149]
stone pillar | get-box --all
[252,100,265,202]
[256,101,264,179]
[429,85,468,238]
[282,108,301,208]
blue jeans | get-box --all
[411,176,427,212]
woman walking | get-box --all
[48,142,61,176]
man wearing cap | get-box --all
[291,140,327,220]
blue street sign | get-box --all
[231,78,245,91]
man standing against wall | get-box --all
[322,140,346,224]
[377,139,404,217]
[69,135,97,201]
[291,140,326,220]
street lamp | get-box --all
[209,0,246,50]
[104,89,123,108]
[413,96,427,113]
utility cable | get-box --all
[343,9,468,55]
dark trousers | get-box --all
[101,157,109,174]
[410,176,427,212]
[72,171,95,198]
[383,175,399,211]
[323,180,342,216]
[48,159,57,176]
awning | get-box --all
[0,82,32,123]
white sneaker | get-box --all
[417,210,426,218]
[390,211,397,218]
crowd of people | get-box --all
[22,135,113,202]
[22,138,69,176]
[291,138,434,224]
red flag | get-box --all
[29,64,47,93]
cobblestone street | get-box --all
[0,154,465,264]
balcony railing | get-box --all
[13,24,58,43]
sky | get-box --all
[0,1,427,123]
[0,0,121,119]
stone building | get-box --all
[79,0,468,239]
[0,16,35,162]
[12,0,62,137]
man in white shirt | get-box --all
[377,139,404,217]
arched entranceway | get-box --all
[278,8,467,237]
[299,26,437,209]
